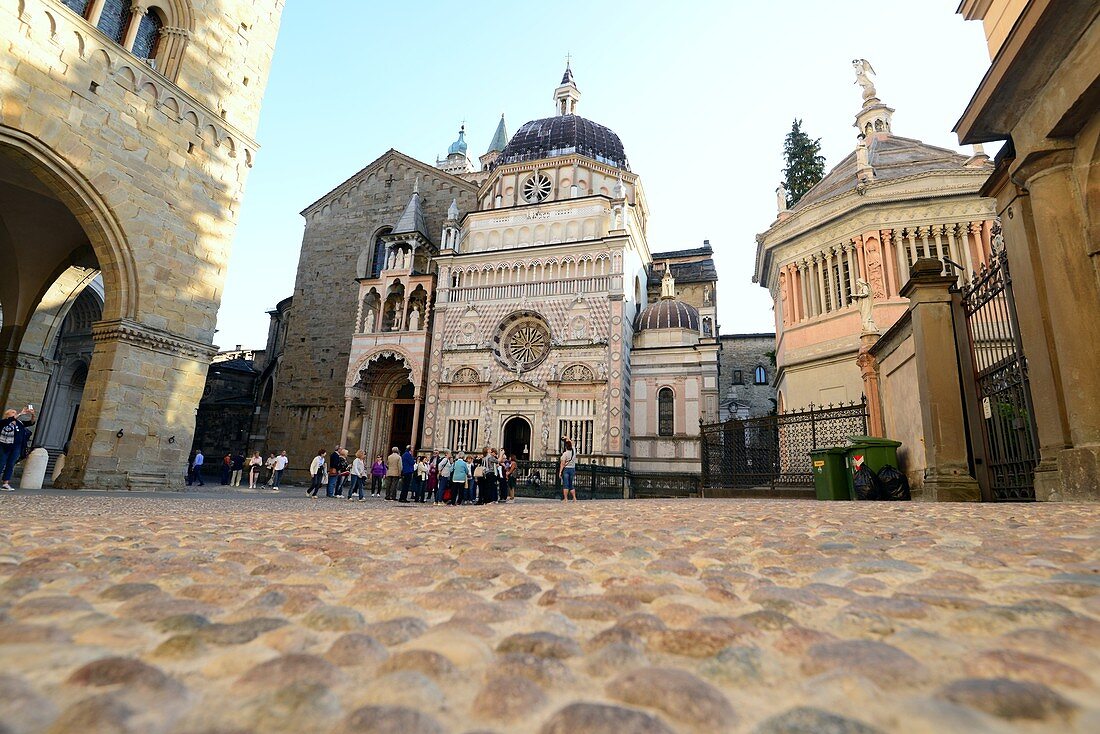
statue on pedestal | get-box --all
[852,59,877,102]
[853,278,879,334]
[408,306,420,331]
[364,307,375,333]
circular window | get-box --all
[493,312,552,372]
[522,173,553,203]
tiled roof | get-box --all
[647,259,718,285]
[637,299,700,331]
[494,115,629,171]
[793,134,985,210]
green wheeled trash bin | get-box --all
[845,436,903,495]
[810,447,852,500]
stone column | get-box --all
[53,320,215,490]
[814,253,828,314]
[857,333,886,437]
[845,243,858,303]
[122,3,147,52]
[1015,151,1100,499]
[340,396,353,448]
[899,260,980,501]
[805,260,814,319]
[892,229,909,286]
[86,0,106,26]
[359,402,370,452]
[410,396,423,451]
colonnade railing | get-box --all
[444,275,614,303]
[779,222,993,325]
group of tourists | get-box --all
[0,405,36,491]
[305,444,521,505]
[302,436,580,504]
[186,449,288,490]
[185,436,581,503]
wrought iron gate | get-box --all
[701,400,868,490]
[958,235,1038,501]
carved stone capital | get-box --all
[91,319,218,362]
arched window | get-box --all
[61,0,91,16]
[97,0,133,44]
[754,366,767,385]
[658,388,674,437]
[370,228,391,278]
[132,9,164,61]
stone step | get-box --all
[703,486,817,500]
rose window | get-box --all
[493,312,552,372]
[522,173,553,203]
[508,325,547,365]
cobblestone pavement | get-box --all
[1,493,1098,733]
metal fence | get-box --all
[958,235,1038,501]
[701,400,868,490]
[509,461,701,500]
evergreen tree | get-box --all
[781,119,826,208]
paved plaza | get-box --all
[0,493,1098,733]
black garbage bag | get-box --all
[877,464,911,501]
[852,464,882,501]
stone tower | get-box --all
[0,0,285,488]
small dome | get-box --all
[447,127,468,157]
[494,115,629,170]
[637,299,700,331]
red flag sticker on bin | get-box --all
[853,454,865,470]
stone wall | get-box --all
[0,0,283,489]
[267,153,479,476]
[717,334,777,419]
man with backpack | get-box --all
[0,406,35,491]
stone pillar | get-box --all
[122,3,147,52]
[53,320,215,490]
[814,254,828,314]
[899,259,980,501]
[995,192,1070,499]
[857,333,886,437]
[86,0,106,26]
[410,396,423,451]
[1015,150,1100,500]
[340,396,353,448]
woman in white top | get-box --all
[307,449,326,498]
[348,449,368,502]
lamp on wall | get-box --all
[116,429,124,438]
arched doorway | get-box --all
[37,283,103,456]
[347,354,418,457]
[502,416,532,461]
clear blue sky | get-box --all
[215,0,994,349]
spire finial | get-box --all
[660,263,676,300]
[413,175,419,195]
[565,51,572,69]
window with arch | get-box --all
[658,387,674,437]
[132,8,164,61]
[754,366,767,385]
[370,228,392,278]
[97,0,133,44]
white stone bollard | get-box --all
[20,448,49,490]
[52,453,66,482]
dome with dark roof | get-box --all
[637,299,700,332]
[493,114,629,171]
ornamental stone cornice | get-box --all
[91,320,218,361]
[762,167,993,245]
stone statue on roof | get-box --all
[852,59,877,102]
[853,278,879,334]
